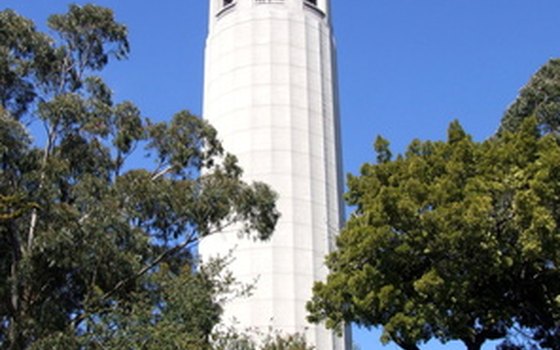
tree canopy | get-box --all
[308,117,560,350]
[499,59,560,136]
[0,5,282,349]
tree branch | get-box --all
[71,218,239,328]
[27,124,56,253]
[151,165,172,181]
[101,231,199,301]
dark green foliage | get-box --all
[0,10,49,119]
[0,5,279,349]
[374,136,392,164]
[308,119,560,350]
[47,4,129,71]
[500,59,560,135]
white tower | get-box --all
[201,0,347,349]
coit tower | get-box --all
[200,0,347,349]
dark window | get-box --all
[224,0,234,6]
[305,0,317,5]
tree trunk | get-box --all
[8,260,21,350]
[466,344,481,350]
[8,223,23,350]
[464,338,483,350]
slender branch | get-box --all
[71,304,117,331]
[27,49,72,252]
[71,217,239,328]
[97,217,237,303]
[115,150,122,179]
[511,325,535,341]
[55,54,72,97]
[100,233,197,301]
[78,213,90,225]
[116,143,138,178]
[72,231,198,327]
[27,213,38,252]
[151,165,172,181]
[27,124,56,253]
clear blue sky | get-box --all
[3,1,560,349]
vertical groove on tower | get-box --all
[319,22,338,349]
[301,13,317,343]
[285,14,299,334]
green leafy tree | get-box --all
[307,119,560,350]
[499,58,560,135]
[212,327,314,350]
[0,5,279,349]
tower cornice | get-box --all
[209,0,330,31]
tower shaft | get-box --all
[201,1,346,348]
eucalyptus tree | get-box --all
[0,5,278,349]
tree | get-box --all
[499,58,560,135]
[0,5,279,349]
[213,328,315,350]
[307,119,560,350]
